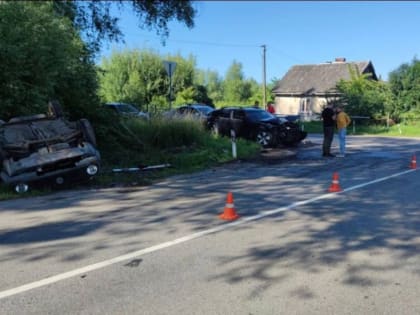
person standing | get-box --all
[335,106,351,157]
[321,103,336,157]
[267,101,275,114]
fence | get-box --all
[350,116,370,134]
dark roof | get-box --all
[272,61,378,95]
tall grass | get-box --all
[88,116,260,187]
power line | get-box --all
[121,30,305,61]
[106,32,309,83]
[268,46,306,64]
[122,31,259,48]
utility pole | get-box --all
[261,44,267,110]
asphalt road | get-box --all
[0,134,419,314]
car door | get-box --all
[212,108,231,136]
[231,109,246,137]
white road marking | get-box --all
[0,168,416,300]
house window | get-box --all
[300,98,312,113]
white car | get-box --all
[163,104,214,121]
[105,102,150,120]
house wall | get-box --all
[273,96,300,115]
[273,96,329,120]
[312,97,328,113]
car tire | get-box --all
[256,130,273,147]
[78,118,97,147]
[48,100,64,118]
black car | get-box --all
[206,106,307,147]
[0,101,101,193]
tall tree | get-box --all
[336,65,393,119]
[196,69,223,104]
[99,50,211,110]
[388,57,420,115]
[0,1,99,119]
[223,61,252,103]
[98,49,166,109]
[174,84,212,106]
[52,0,196,54]
[167,53,196,98]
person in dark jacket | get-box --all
[321,103,336,157]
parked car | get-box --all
[206,106,307,147]
[0,101,101,193]
[163,104,214,122]
[104,102,150,120]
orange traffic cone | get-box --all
[410,155,417,169]
[328,172,342,192]
[219,192,240,220]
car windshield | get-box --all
[245,109,275,122]
[115,103,139,114]
[195,106,214,115]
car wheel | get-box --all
[256,130,273,147]
[78,118,97,147]
[48,100,64,118]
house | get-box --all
[271,58,378,120]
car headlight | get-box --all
[15,183,29,194]
[86,164,98,175]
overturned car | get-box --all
[0,101,100,193]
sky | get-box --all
[99,1,420,84]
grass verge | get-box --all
[301,120,420,137]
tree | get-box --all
[335,65,393,119]
[223,61,253,103]
[98,49,167,109]
[166,53,196,99]
[52,0,196,54]
[193,84,213,106]
[244,78,262,104]
[388,57,420,117]
[99,50,213,110]
[196,69,224,104]
[0,1,99,119]
[174,84,213,106]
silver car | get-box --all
[104,102,150,120]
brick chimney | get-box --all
[334,57,346,63]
